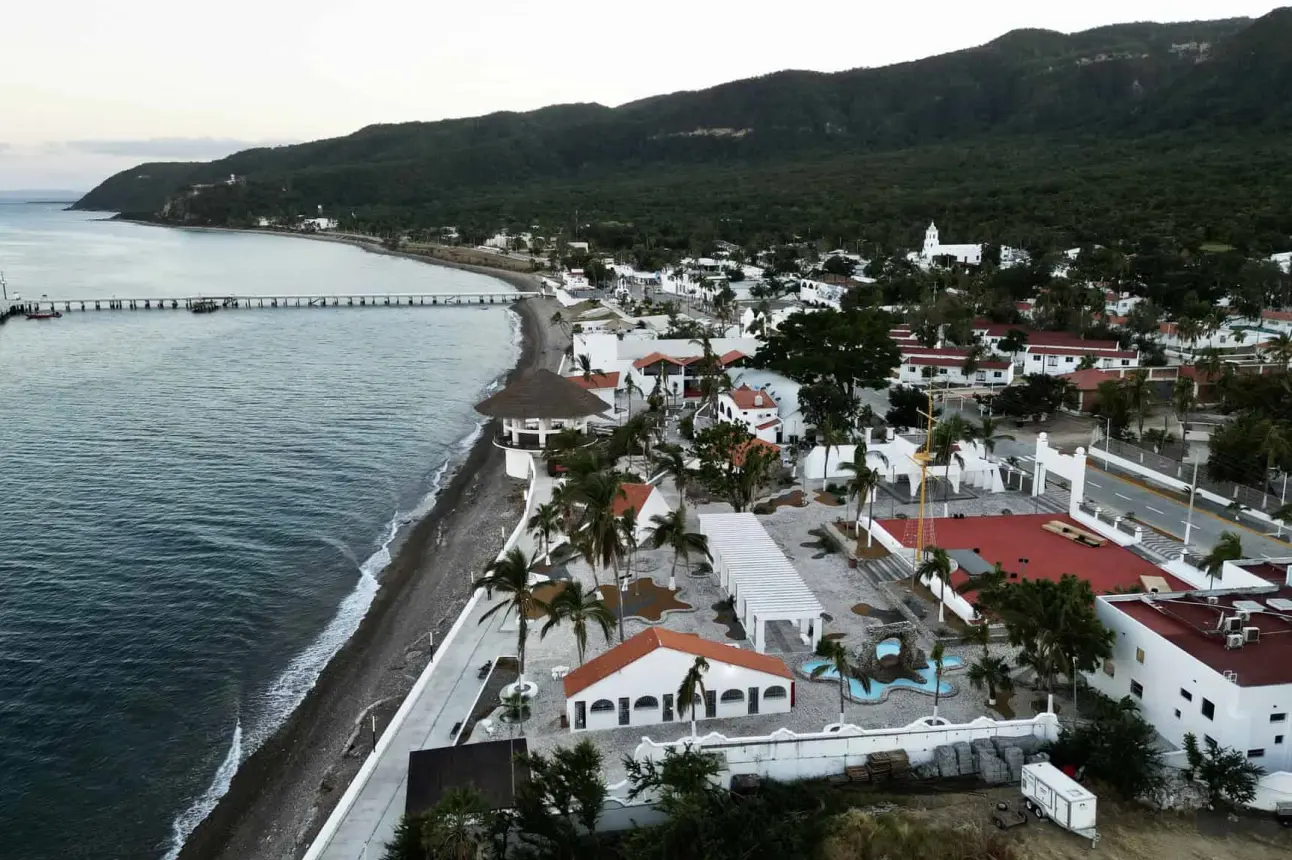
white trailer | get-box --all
[1020,762,1098,843]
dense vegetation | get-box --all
[75,11,1292,252]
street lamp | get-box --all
[1181,458,1200,559]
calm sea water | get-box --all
[0,205,518,859]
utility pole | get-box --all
[1182,458,1200,559]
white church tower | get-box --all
[923,222,940,258]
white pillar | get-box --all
[1032,432,1049,497]
[754,617,767,653]
[1069,447,1087,517]
[809,618,822,650]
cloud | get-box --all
[50,137,295,159]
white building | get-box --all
[1270,252,1292,274]
[612,482,672,544]
[562,628,793,732]
[909,222,983,267]
[718,384,783,444]
[897,355,1014,387]
[797,278,850,310]
[726,369,807,442]
[563,269,592,290]
[1104,291,1144,317]
[1089,566,1292,780]
[300,217,338,231]
[566,371,620,412]
[1023,345,1140,376]
[573,333,762,403]
[1157,321,1276,356]
[1260,309,1292,335]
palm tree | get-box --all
[843,462,880,537]
[421,786,492,860]
[1201,531,1244,587]
[930,642,946,721]
[649,506,711,591]
[1123,369,1154,439]
[967,654,1014,708]
[622,375,641,421]
[811,637,868,726]
[677,655,710,738]
[933,414,972,509]
[617,508,639,593]
[654,442,693,501]
[526,500,562,561]
[474,548,547,686]
[540,580,616,666]
[1263,332,1292,366]
[916,546,954,623]
[573,353,601,381]
[975,415,1015,460]
[818,416,849,492]
[550,310,571,338]
[1257,419,1292,507]
[956,562,1008,617]
[570,471,626,589]
[1172,376,1197,438]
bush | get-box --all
[1045,691,1162,800]
[1183,733,1264,808]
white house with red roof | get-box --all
[1089,562,1292,791]
[611,482,671,543]
[567,371,621,412]
[970,321,1139,375]
[1260,309,1292,335]
[718,383,784,443]
[562,628,794,732]
[895,347,1014,387]
[572,333,762,402]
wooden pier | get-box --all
[8,291,542,315]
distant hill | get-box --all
[73,10,1292,250]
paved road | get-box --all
[993,439,1292,561]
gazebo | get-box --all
[475,368,608,478]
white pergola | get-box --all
[699,513,825,654]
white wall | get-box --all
[1089,598,1292,774]
[567,648,792,732]
[1032,433,1086,516]
[621,714,1060,785]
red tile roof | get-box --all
[718,349,750,365]
[1261,310,1292,322]
[874,513,1190,596]
[1059,369,1122,390]
[567,372,620,390]
[732,437,781,467]
[756,419,781,430]
[908,356,1010,369]
[563,628,792,697]
[1110,588,1292,687]
[899,346,973,358]
[611,482,656,517]
[728,384,777,410]
[632,352,699,369]
[1027,345,1136,358]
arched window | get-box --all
[633,696,659,710]
[764,686,788,700]
[590,699,614,713]
[720,689,745,703]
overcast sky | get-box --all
[0,0,1280,190]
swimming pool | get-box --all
[801,654,963,701]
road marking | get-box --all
[1261,553,1273,560]
[1087,481,1102,488]
[1115,492,1132,501]
[1147,506,1165,515]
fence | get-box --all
[1096,437,1286,514]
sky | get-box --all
[0,0,1281,191]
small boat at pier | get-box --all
[191,299,220,314]
[25,310,63,320]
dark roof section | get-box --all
[948,549,994,577]
[406,739,530,815]
[475,369,609,419]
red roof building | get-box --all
[567,372,620,390]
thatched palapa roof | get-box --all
[475,368,609,419]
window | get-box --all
[993,371,1003,378]
[618,697,630,726]
[590,699,614,713]
[720,689,745,703]
[1248,749,1265,758]
[765,685,788,700]
[1135,647,1145,664]
[975,371,986,381]
[1121,359,1130,366]
[1046,356,1058,367]
[1272,713,1287,723]
[1204,735,1216,746]
[1202,698,1215,720]
[633,696,659,710]
[1064,356,1074,364]
[1130,680,1144,698]
[1276,735,1285,744]
[1180,688,1193,701]
[1174,709,1181,719]
[937,368,947,376]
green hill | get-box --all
[73,11,1292,250]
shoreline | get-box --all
[172,243,563,859]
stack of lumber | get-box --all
[844,765,871,783]
[866,749,910,780]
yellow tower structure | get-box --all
[904,389,938,569]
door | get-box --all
[662,694,674,722]
[575,701,586,730]
[618,697,630,726]
[704,690,717,719]
[748,687,759,715]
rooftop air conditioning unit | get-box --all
[1225,616,1243,633]
[1206,595,1219,605]
[1236,609,1250,622]
[1225,633,1245,650]
[1243,626,1260,643]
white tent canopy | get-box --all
[802,430,1004,499]
[699,513,825,653]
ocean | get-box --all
[0,205,519,859]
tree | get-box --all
[997,329,1028,364]
[732,442,778,512]
[570,471,626,589]
[573,352,602,381]
[654,442,694,501]
[975,414,1015,460]
[884,385,930,430]
[526,500,562,561]
[649,505,711,591]
[992,374,1075,422]
[811,637,865,726]
[1172,376,1197,438]
[931,414,972,510]
[822,254,856,277]
[930,642,946,721]
[1257,419,1292,506]
[798,380,858,433]
[818,416,850,492]
[916,546,954,622]
[1200,531,1243,586]
[540,580,616,665]
[677,655,710,738]
[1263,332,1292,366]
[967,654,1013,707]
[692,423,775,512]
[1124,369,1154,439]
[990,574,1114,695]
[512,740,608,858]
[1183,733,1264,808]
[474,548,547,686]
[1046,692,1163,800]
[751,308,900,398]
[840,450,880,525]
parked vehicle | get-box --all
[1020,762,1098,843]
[1275,801,1292,828]
[990,801,1028,831]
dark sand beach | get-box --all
[174,237,565,860]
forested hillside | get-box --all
[74,10,1292,251]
